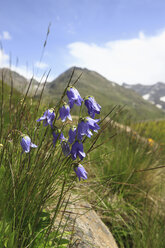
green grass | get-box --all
[0,80,80,247]
[131,119,165,144]
[1,73,165,248]
[79,122,165,248]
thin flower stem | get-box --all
[9,70,14,122]
[35,69,51,115]
[44,180,66,247]
[99,105,117,125]
[87,133,117,153]
[33,71,46,98]
[72,71,83,87]
[135,165,165,173]
[53,67,76,124]
[24,225,51,248]
[0,69,4,140]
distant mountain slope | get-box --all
[123,82,165,110]
[44,67,165,121]
[0,67,164,121]
[0,68,38,94]
[0,80,23,125]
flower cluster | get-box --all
[20,86,101,181]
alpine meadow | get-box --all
[0,61,165,248]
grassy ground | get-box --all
[131,119,165,151]
[78,120,165,248]
[0,81,78,247]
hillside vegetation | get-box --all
[0,67,164,122]
[131,119,165,144]
[43,67,165,122]
[0,76,165,247]
[85,121,165,248]
[0,80,22,127]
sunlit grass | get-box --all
[79,122,165,248]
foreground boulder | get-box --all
[58,197,118,248]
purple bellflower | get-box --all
[68,126,77,144]
[61,140,70,157]
[77,119,92,140]
[67,87,83,108]
[21,135,37,153]
[58,104,72,122]
[37,109,55,128]
[84,96,101,118]
[71,141,86,160]
[74,164,87,181]
[86,117,100,133]
[77,117,100,140]
[53,129,65,147]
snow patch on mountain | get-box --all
[160,96,165,102]
[143,94,150,100]
[123,84,131,89]
[156,104,162,109]
[123,82,165,111]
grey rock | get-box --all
[58,197,118,248]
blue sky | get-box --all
[1,0,165,84]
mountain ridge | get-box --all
[0,66,164,121]
[44,67,165,121]
[0,67,38,94]
[123,82,165,110]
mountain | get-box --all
[0,68,38,94]
[123,82,165,111]
[43,67,165,121]
[0,67,164,122]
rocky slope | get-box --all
[123,82,165,111]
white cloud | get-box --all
[67,30,165,85]
[34,61,48,69]
[0,51,53,82]
[12,65,35,79]
[3,31,12,40]
[0,31,12,40]
[11,65,52,82]
[0,50,9,67]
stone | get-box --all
[60,196,118,248]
